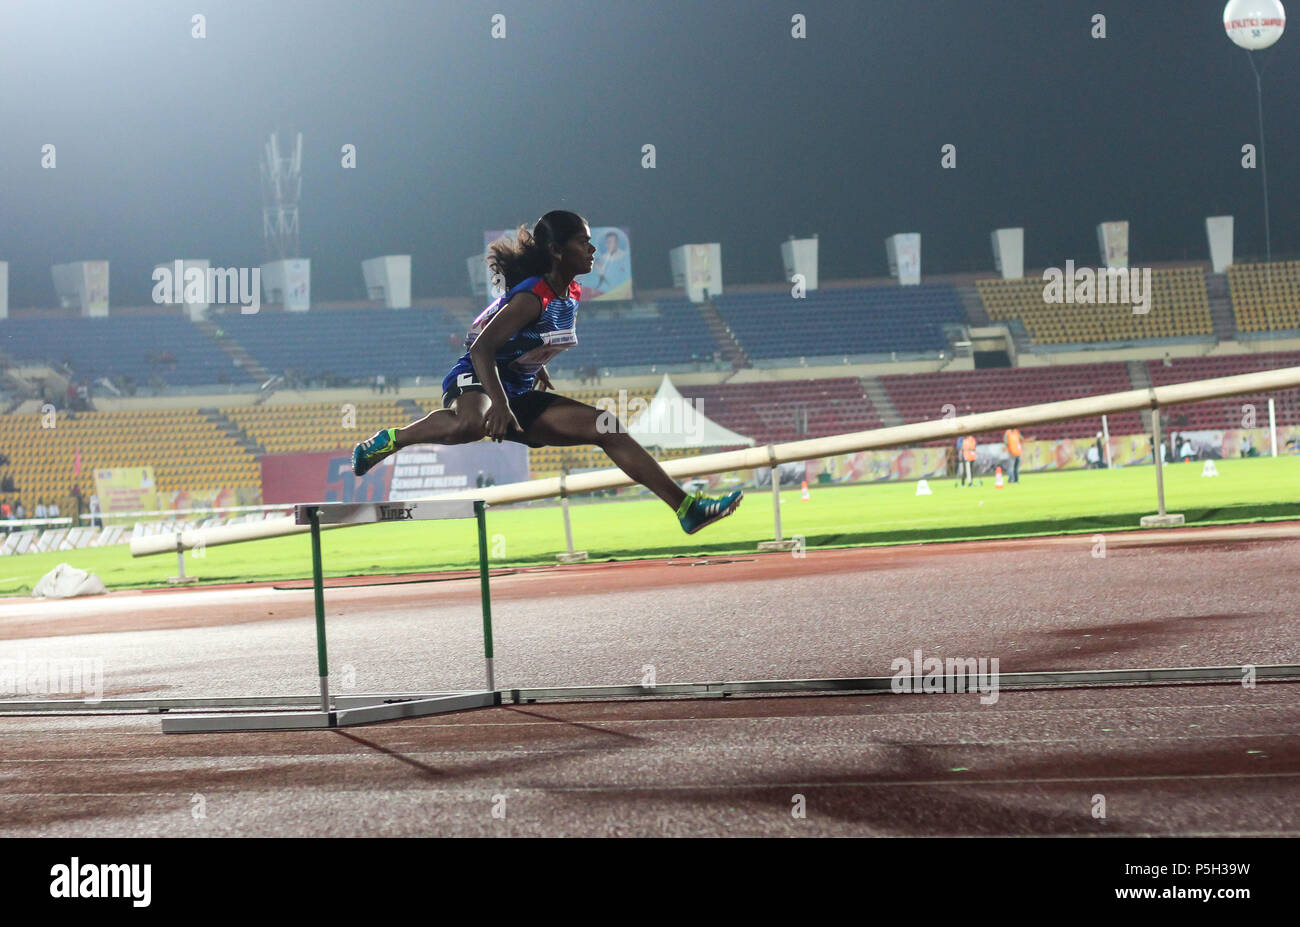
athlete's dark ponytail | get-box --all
[487,210,587,292]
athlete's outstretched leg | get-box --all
[523,394,742,534]
[353,392,494,476]
[521,394,685,508]
[395,391,489,447]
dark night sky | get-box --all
[0,0,1295,308]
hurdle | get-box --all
[160,499,500,733]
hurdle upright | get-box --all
[162,499,498,733]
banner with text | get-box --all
[93,467,158,514]
[260,444,529,504]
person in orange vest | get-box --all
[960,434,977,487]
[1003,427,1023,483]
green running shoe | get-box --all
[677,488,743,534]
[352,427,398,476]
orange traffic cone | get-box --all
[994,466,1004,489]
[800,480,810,501]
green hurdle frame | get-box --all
[162,499,499,733]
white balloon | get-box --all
[1224,0,1286,50]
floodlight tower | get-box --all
[261,131,302,261]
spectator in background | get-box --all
[1240,434,1253,457]
[1179,437,1195,462]
[0,473,14,493]
[49,500,60,518]
[376,373,386,394]
[89,493,102,528]
[35,500,48,520]
[14,500,25,520]
[960,435,977,487]
[1003,427,1023,483]
[70,484,84,522]
[1094,432,1107,469]
[1086,443,1101,469]
[390,375,400,395]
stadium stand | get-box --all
[224,400,413,456]
[0,409,259,514]
[0,314,254,387]
[546,299,722,374]
[212,306,464,384]
[5,272,1296,518]
[880,363,1143,440]
[678,378,882,446]
[1225,261,1300,334]
[977,267,1213,344]
[1145,352,1300,431]
[714,285,965,360]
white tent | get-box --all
[627,375,754,450]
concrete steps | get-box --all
[699,301,751,369]
[956,283,991,326]
[200,407,265,458]
[1126,360,1154,432]
[860,376,902,427]
[1206,273,1237,342]
[194,317,271,384]
[397,397,428,421]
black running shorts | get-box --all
[441,375,561,448]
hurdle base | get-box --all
[757,539,799,552]
[556,551,589,563]
[162,691,500,733]
[167,576,201,585]
[332,691,473,709]
[1139,513,1185,528]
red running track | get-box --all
[0,523,1297,836]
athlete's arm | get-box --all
[470,290,542,438]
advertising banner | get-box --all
[82,260,110,314]
[260,443,529,504]
[93,467,158,513]
[1097,220,1130,269]
[485,226,632,301]
[161,486,262,511]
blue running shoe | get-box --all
[353,427,398,477]
[677,488,743,534]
